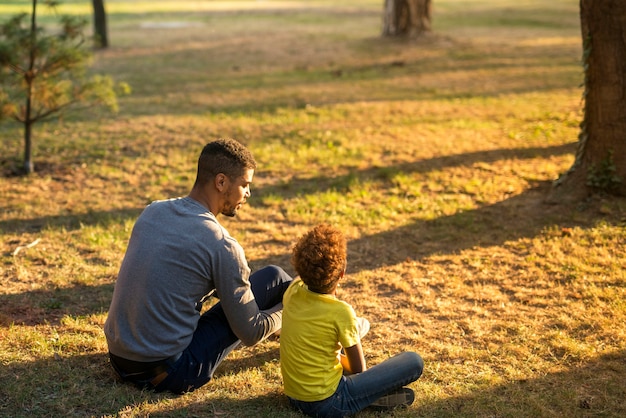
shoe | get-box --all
[368,387,415,411]
[356,317,370,340]
[269,328,281,339]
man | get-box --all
[104,138,292,394]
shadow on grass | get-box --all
[152,349,626,418]
[105,40,580,118]
[251,142,577,204]
[248,142,600,274]
[0,348,290,417]
[0,142,575,236]
[250,180,609,277]
[2,348,622,417]
[149,390,295,418]
[110,33,580,118]
[0,207,143,234]
[413,349,626,418]
[54,5,581,120]
[0,352,169,418]
[0,141,601,326]
[0,283,114,326]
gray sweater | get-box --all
[104,197,282,362]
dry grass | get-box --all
[1,1,625,417]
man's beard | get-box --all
[222,188,244,217]
[222,201,241,217]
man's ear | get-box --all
[215,173,228,192]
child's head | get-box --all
[291,224,347,294]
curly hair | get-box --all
[195,138,257,186]
[291,224,347,294]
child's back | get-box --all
[280,224,424,418]
[281,278,360,401]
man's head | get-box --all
[193,138,257,217]
[291,224,347,294]
[195,138,257,185]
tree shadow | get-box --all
[0,346,288,417]
[0,283,114,326]
[247,142,596,275]
[0,352,177,417]
[249,180,600,278]
[76,6,582,119]
[0,207,143,235]
[1,141,608,328]
[100,33,580,118]
[2,346,621,417]
[151,349,626,417]
[0,142,575,236]
[250,142,576,205]
[414,349,626,418]
[149,391,296,418]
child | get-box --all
[280,224,424,417]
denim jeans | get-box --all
[289,351,424,418]
[153,265,293,394]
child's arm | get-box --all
[340,342,367,374]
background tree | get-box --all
[382,0,432,38]
[550,0,626,200]
[92,0,108,48]
[0,0,127,174]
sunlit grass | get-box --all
[1,0,625,417]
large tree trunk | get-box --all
[382,0,432,38]
[549,0,626,201]
[92,0,108,48]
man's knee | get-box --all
[263,264,288,277]
[255,265,293,286]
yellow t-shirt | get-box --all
[280,279,360,401]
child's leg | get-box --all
[289,351,423,417]
[341,351,423,413]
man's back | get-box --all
[104,196,247,361]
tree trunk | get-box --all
[382,0,432,38]
[23,0,37,174]
[23,120,34,174]
[92,0,108,48]
[549,0,626,201]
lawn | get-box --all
[1,1,625,417]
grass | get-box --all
[1,0,625,417]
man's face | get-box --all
[221,168,254,217]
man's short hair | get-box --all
[196,138,257,185]
[291,224,347,294]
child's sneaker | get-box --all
[356,317,370,340]
[368,387,415,411]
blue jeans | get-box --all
[289,351,424,418]
[154,265,292,394]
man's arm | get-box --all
[216,275,282,346]
[211,235,284,345]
